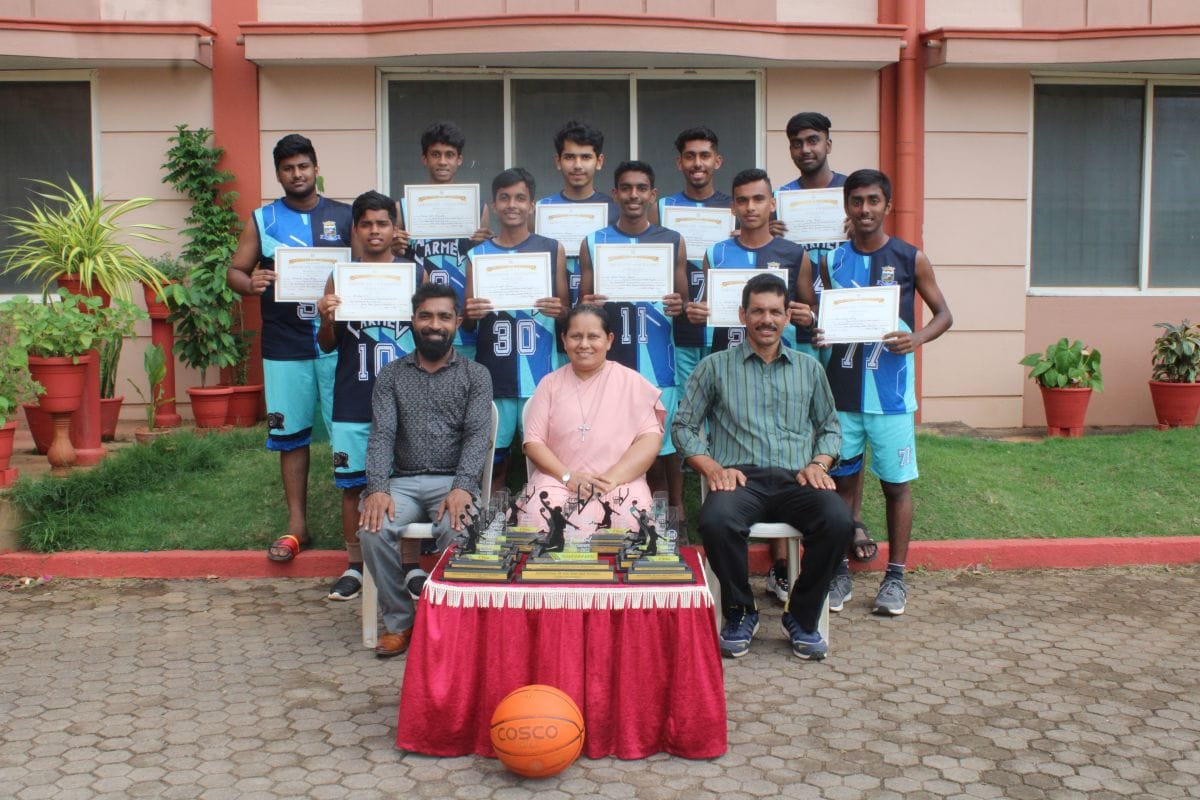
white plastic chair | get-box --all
[361,401,498,648]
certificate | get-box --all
[661,206,734,257]
[274,246,350,303]
[707,269,788,328]
[593,243,674,302]
[817,285,900,344]
[403,184,480,239]
[776,188,848,245]
[535,203,608,253]
[332,262,416,322]
[471,251,553,312]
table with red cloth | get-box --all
[395,545,727,760]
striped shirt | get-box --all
[365,349,494,496]
[672,344,841,472]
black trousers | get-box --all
[699,466,854,633]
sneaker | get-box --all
[873,576,908,616]
[405,568,429,601]
[781,612,828,660]
[719,609,759,659]
[326,569,363,601]
[765,563,790,603]
[828,573,853,613]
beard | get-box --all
[413,328,453,361]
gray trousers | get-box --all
[358,475,456,634]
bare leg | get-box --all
[663,453,684,516]
[341,487,363,564]
[646,455,668,497]
[770,538,787,564]
[492,455,509,495]
[280,446,310,540]
[880,480,913,565]
[834,469,865,521]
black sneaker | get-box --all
[405,568,429,601]
[326,569,362,601]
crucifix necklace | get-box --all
[573,363,610,442]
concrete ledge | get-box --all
[2,536,1198,579]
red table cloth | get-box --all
[395,546,727,760]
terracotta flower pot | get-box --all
[187,386,234,429]
[56,275,112,307]
[28,355,90,415]
[0,420,17,487]
[100,395,124,441]
[22,403,52,455]
[142,281,174,321]
[225,384,264,427]
[134,427,173,446]
[1039,385,1092,438]
[1148,380,1200,429]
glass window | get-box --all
[0,81,93,293]
[636,80,756,199]
[1030,84,1143,288]
[1149,85,1200,288]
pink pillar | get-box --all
[72,348,106,466]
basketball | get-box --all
[489,684,585,778]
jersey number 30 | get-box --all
[494,319,538,357]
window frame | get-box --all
[1027,73,1200,297]
[376,67,764,206]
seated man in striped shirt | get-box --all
[672,272,853,661]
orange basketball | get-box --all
[489,684,585,778]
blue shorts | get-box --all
[264,356,336,452]
[830,411,918,484]
[494,396,527,451]
[674,346,708,391]
[331,420,370,489]
[658,386,678,457]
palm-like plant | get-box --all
[0,177,168,301]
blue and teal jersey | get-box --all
[659,191,733,349]
[776,171,848,346]
[331,258,415,423]
[705,236,806,353]
[824,236,919,415]
[401,197,476,348]
[586,224,680,389]
[468,234,560,399]
[254,196,351,361]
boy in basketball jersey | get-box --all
[228,134,351,565]
[805,169,953,616]
[316,191,416,601]
[465,168,569,491]
[579,160,688,511]
[397,121,492,359]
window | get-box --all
[1031,81,1200,290]
[0,80,94,293]
[384,72,759,204]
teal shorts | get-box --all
[674,346,708,391]
[264,356,336,452]
[658,385,679,457]
[456,343,476,361]
[494,396,528,451]
[331,420,370,489]
[830,411,918,484]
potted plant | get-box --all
[1019,338,1104,438]
[0,321,44,486]
[1148,320,1200,429]
[96,298,148,441]
[224,327,263,427]
[0,177,168,303]
[126,343,175,445]
[143,253,190,319]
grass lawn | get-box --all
[7,425,1199,553]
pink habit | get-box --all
[522,360,665,530]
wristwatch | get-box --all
[561,471,571,484]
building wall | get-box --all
[0,0,210,21]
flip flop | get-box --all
[849,521,879,563]
[267,534,309,563]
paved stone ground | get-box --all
[2,566,1199,800]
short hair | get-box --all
[412,282,461,315]
[420,121,465,155]
[731,168,772,193]
[273,134,317,169]
[613,160,655,189]
[741,272,788,309]
[673,126,719,153]
[491,167,536,199]
[565,303,611,336]
[785,112,833,140]
[554,119,605,156]
[351,190,397,225]
[844,168,893,205]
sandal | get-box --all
[849,521,879,563]
[268,534,309,562]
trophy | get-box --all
[626,506,693,583]
[443,497,517,582]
